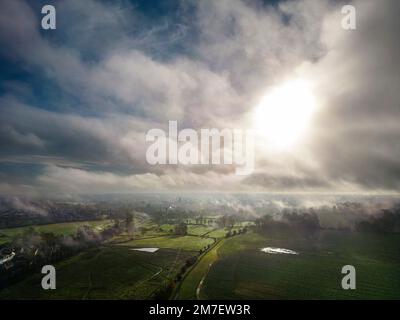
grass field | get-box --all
[119,235,214,252]
[159,224,175,233]
[0,245,192,299]
[207,228,232,239]
[201,230,400,299]
[187,225,214,236]
[109,222,171,243]
[0,220,112,245]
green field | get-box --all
[187,225,214,236]
[3,219,399,300]
[0,220,112,245]
[119,235,214,252]
[200,230,400,299]
[110,223,172,243]
[158,224,174,233]
[0,245,192,299]
[207,228,237,239]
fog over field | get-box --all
[1,193,400,231]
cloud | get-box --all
[36,165,245,195]
[0,0,399,195]
[0,125,46,149]
[2,196,48,215]
[301,0,400,190]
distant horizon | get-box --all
[3,191,400,201]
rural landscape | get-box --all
[1,193,399,300]
[1,0,400,303]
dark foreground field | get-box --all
[200,230,400,299]
[0,246,192,299]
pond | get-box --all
[131,248,159,253]
[260,247,298,255]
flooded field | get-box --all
[131,248,159,253]
[261,247,298,255]
[202,230,400,299]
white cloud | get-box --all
[1,0,399,195]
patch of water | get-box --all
[260,247,298,255]
[131,248,159,253]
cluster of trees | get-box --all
[152,254,200,299]
[217,215,237,228]
[124,213,135,234]
[174,222,187,235]
[254,209,400,234]
[355,209,400,233]
[255,212,320,232]
[199,244,212,254]
[147,206,190,225]
[152,281,175,300]
[225,227,247,238]
[174,256,198,283]
[193,217,214,225]
[154,238,218,299]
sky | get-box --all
[0,0,399,197]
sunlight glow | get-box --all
[253,79,317,150]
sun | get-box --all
[253,79,317,150]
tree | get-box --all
[125,212,135,234]
[217,215,236,228]
[174,222,187,235]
